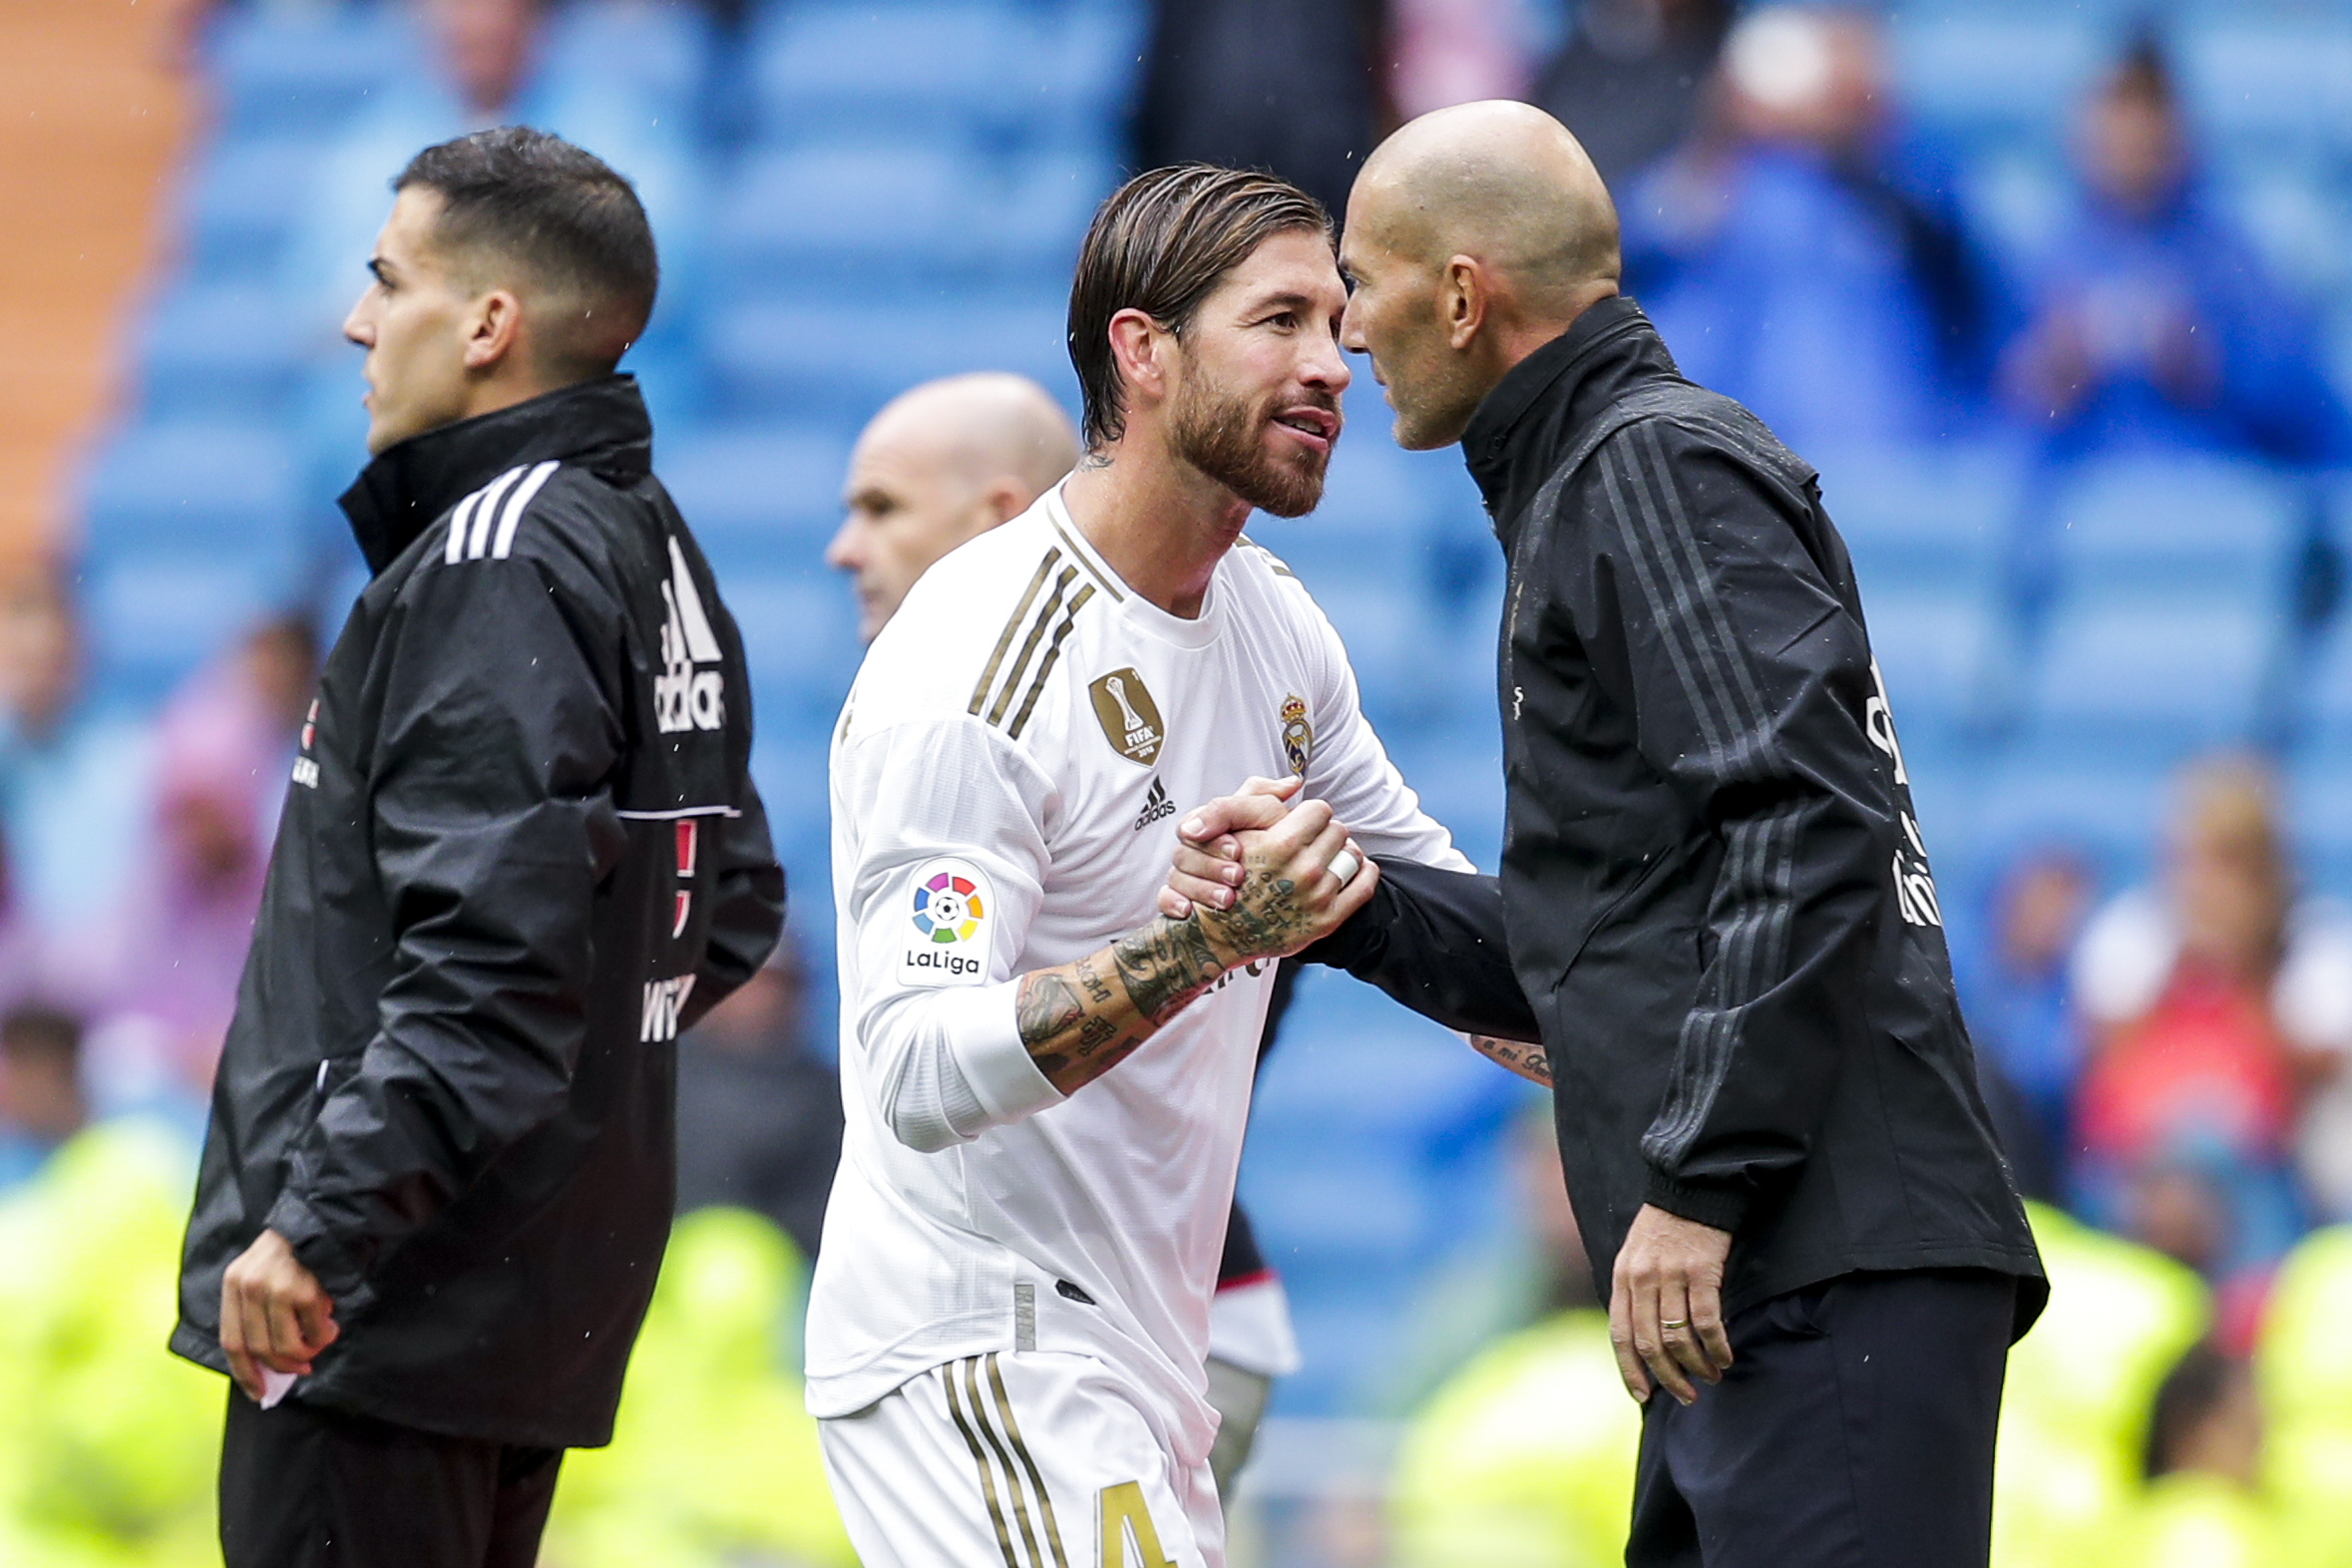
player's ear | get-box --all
[464,287,525,373]
[1442,255,1488,353]
[1106,307,1168,413]
[977,478,1028,531]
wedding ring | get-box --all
[1328,849,1360,886]
[1661,1318,1690,1331]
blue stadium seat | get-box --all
[749,2,1026,148]
[539,0,715,111]
[1861,583,1999,739]
[990,148,1122,275]
[1383,718,1506,871]
[704,295,1075,425]
[78,421,302,560]
[660,424,854,559]
[2019,596,2275,760]
[1970,748,2167,890]
[2046,454,2302,607]
[751,728,837,856]
[83,552,294,709]
[1887,12,2105,148]
[1814,442,2018,595]
[203,5,415,138]
[1288,576,1441,733]
[721,568,863,726]
[178,138,321,282]
[710,143,991,289]
[2287,764,2352,901]
[135,282,302,421]
[2176,18,2352,162]
[2297,596,2352,759]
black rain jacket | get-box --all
[1394,298,2043,1328]
[171,378,784,1446]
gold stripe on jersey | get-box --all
[1049,518,1125,602]
[942,1358,1024,1568]
[986,1354,1072,1568]
[986,566,1078,727]
[1005,585,1094,741]
[1238,536,1296,579]
[970,550,1062,718]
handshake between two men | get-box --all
[1146,774,1740,1412]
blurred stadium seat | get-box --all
[2021,596,2274,758]
[134,282,301,420]
[1817,442,2018,593]
[175,138,320,283]
[659,424,856,558]
[2045,454,2303,606]
[704,294,1075,424]
[200,3,413,138]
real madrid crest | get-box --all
[1280,694,1314,777]
[1088,667,1164,766]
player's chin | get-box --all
[1245,457,1327,520]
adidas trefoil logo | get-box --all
[1133,777,1175,832]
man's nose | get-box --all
[341,293,373,348]
[823,519,862,571]
[1339,294,1368,354]
[1303,331,1352,396]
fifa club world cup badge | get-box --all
[1281,695,1314,777]
[1088,667,1164,766]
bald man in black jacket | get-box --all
[1167,107,2044,1568]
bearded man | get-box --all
[806,164,1543,1567]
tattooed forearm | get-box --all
[1015,972,1085,1048]
[1468,1034,1552,1087]
[1011,916,1240,1094]
[1112,916,1229,1025]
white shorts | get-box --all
[819,1351,1224,1568]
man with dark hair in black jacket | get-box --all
[1171,102,2043,1566]
[172,127,782,1568]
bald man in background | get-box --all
[826,370,1303,1503]
[1182,102,2047,1565]
[827,373,1080,642]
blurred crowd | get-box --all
[7,0,2352,1564]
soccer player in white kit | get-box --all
[809,166,1504,1568]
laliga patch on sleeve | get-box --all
[898,858,994,986]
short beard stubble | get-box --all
[1167,365,1335,519]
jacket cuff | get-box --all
[1642,1171,1751,1234]
[262,1188,367,1303]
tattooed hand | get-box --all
[1011,789,1376,1096]
[1188,795,1378,965]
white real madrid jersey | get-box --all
[807,486,1467,1462]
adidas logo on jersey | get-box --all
[656,537,726,734]
[1133,777,1175,832]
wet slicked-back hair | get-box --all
[1066,165,1332,451]
[395,127,658,382]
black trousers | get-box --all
[218,1391,563,1568]
[1629,1268,2017,1568]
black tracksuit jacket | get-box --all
[1314,298,2043,1330]
[172,378,785,1447]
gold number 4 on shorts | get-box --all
[1097,1480,1175,1568]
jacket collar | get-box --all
[1458,294,1679,536]
[338,376,653,575]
